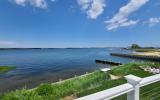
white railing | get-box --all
[76,74,160,100]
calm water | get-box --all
[0,48,141,92]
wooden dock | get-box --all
[95,59,122,65]
[110,53,160,61]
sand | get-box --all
[109,74,121,80]
[135,52,160,57]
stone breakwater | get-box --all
[110,53,160,61]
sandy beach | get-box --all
[135,51,160,57]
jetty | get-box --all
[95,59,122,65]
[110,53,160,61]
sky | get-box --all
[0,0,160,48]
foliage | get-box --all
[36,71,106,99]
[1,88,43,100]
[131,44,141,49]
[110,62,153,77]
[0,66,16,73]
[77,78,126,97]
[1,71,106,100]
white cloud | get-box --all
[14,0,26,6]
[0,41,15,46]
[13,0,48,9]
[149,17,160,26]
[105,0,149,30]
[50,0,56,2]
[77,0,106,19]
[0,41,21,48]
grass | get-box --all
[110,62,153,77]
[0,66,16,74]
[0,71,107,100]
[0,62,160,100]
[0,88,43,100]
[77,62,157,99]
[77,78,126,97]
[140,81,160,100]
[110,62,160,100]
[35,71,107,99]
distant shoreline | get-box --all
[0,47,122,50]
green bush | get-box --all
[36,83,54,96]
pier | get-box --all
[110,53,160,61]
[95,59,122,65]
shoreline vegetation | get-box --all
[0,66,16,74]
[0,62,160,100]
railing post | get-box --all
[125,75,142,100]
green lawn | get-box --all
[0,66,16,74]
[0,62,160,100]
[110,62,153,77]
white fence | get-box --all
[76,74,160,100]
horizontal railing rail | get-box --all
[140,74,160,87]
[76,74,160,100]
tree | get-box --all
[131,44,141,49]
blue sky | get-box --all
[0,0,160,48]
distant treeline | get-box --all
[123,44,159,50]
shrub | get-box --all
[36,83,53,96]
